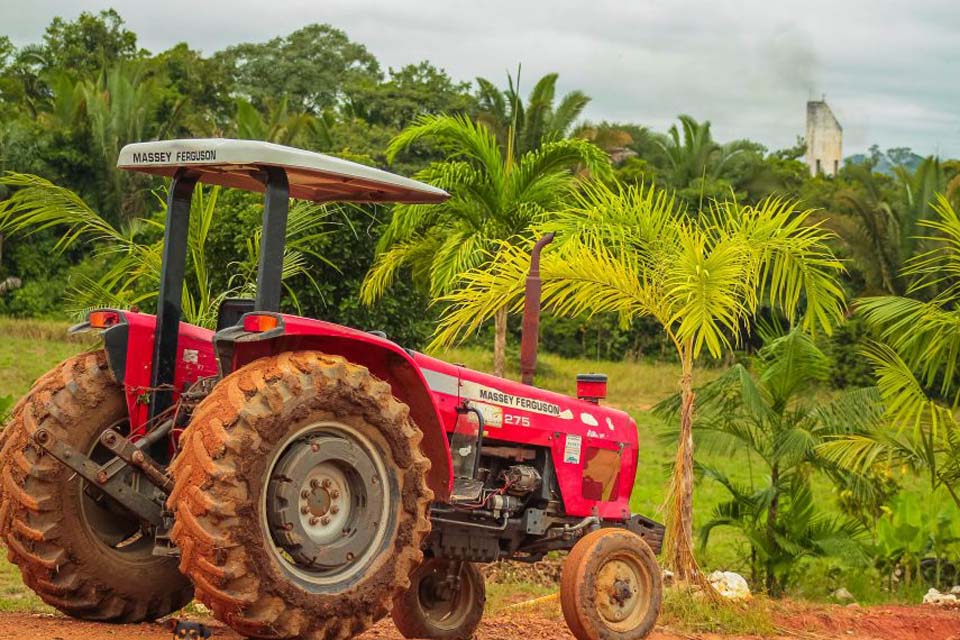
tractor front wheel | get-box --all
[0,351,193,622]
[391,558,485,639]
[560,528,662,640]
[169,351,432,640]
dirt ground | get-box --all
[1,602,959,640]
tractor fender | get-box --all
[70,309,218,436]
[217,315,453,502]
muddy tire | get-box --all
[392,559,485,639]
[560,528,661,640]
[169,351,433,640]
[0,351,193,622]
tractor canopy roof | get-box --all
[117,138,448,204]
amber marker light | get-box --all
[242,314,281,333]
[88,310,121,329]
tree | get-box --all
[656,115,749,193]
[832,157,945,296]
[41,10,140,75]
[233,97,332,148]
[79,64,178,223]
[429,181,846,581]
[215,24,380,114]
[343,61,474,130]
[149,43,234,136]
[360,113,611,377]
[832,163,904,294]
[822,195,960,510]
[0,174,336,327]
[475,71,590,156]
[657,328,874,594]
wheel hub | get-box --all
[597,559,642,625]
[418,563,473,629]
[265,430,387,583]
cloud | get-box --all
[3,0,958,156]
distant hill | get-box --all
[845,145,924,175]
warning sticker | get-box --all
[470,401,503,427]
[563,434,583,464]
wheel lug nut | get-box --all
[310,479,320,489]
[301,489,310,499]
[320,516,331,526]
[330,505,339,515]
[321,479,332,489]
[300,506,309,515]
[330,489,340,499]
[309,516,319,526]
[310,441,320,452]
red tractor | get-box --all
[0,139,663,640]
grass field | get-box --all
[0,318,934,615]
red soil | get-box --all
[1,601,958,640]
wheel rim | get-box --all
[263,421,391,588]
[595,554,650,632]
[77,419,155,558]
[418,562,476,631]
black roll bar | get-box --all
[149,169,198,426]
[148,166,290,437]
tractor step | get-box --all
[450,478,484,503]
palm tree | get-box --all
[656,115,749,191]
[822,195,960,509]
[833,164,904,294]
[475,71,590,157]
[834,157,947,296]
[0,173,336,327]
[360,113,611,377]
[657,329,875,594]
[428,181,846,582]
[80,64,181,223]
[234,96,333,148]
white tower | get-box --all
[805,99,843,177]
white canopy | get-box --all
[117,138,449,204]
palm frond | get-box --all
[0,173,129,250]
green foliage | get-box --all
[657,329,876,594]
[0,394,11,421]
[475,71,591,156]
[819,196,960,516]
[431,181,845,355]
[344,61,474,130]
[821,315,876,389]
[40,10,139,75]
[660,588,776,635]
[214,24,380,113]
[871,491,960,591]
[655,115,751,198]
[0,174,338,327]
[363,113,612,303]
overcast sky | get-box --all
[3,0,958,157]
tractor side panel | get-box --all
[223,318,454,501]
[412,355,640,521]
[102,311,217,437]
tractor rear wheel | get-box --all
[560,528,661,640]
[391,558,485,639]
[0,350,193,621]
[169,351,432,640]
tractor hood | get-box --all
[118,138,449,204]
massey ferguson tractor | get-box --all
[0,139,663,640]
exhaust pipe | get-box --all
[519,233,555,386]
